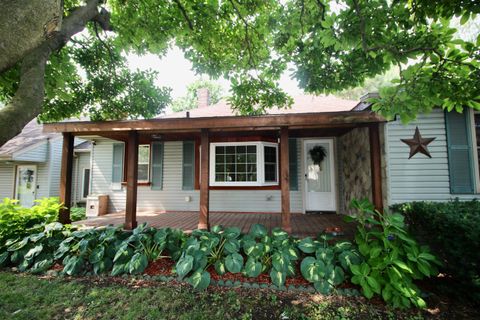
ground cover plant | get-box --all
[392,200,480,301]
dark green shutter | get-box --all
[112,143,124,183]
[289,138,298,191]
[182,141,195,190]
[445,110,475,194]
[151,142,164,190]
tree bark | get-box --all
[0,0,104,146]
[0,0,62,73]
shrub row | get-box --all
[392,200,480,298]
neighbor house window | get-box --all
[138,144,150,182]
[209,142,278,186]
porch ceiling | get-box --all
[43,111,385,136]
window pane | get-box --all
[264,146,278,182]
[138,164,149,181]
[215,164,225,173]
[83,169,90,198]
[265,164,277,182]
[236,154,246,163]
[247,145,256,153]
[139,145,150,163]
[476,114,480,181]
[236,146,246,153]
[215,154,225,163]
[213,144,259,183]
[264,146,276,163]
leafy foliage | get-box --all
[2,0,479,124]
[347,199,441,309]
[171,79,224,112]
[70,207,86,222]
[298,235,361,294]
[0,198,61,247]
[392,200,480,300]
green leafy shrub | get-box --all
[0,198,62,247]
[0,222,75,273]
[347,199,440,309]
[298,235,361,294]
[70,207,86,222]
[392,200,480,298]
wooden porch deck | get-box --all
[74,211,356,239]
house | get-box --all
[0,119,91,207]
[42,90,479,232]
[43,92,385,231]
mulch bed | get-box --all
[144,257,311,287]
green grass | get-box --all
[0,272,430,320]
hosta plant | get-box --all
[242,224,300,287]
[1,222,74,273]
[297,234,361,294]
[347,199,441,308]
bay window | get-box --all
[209,142,278,186]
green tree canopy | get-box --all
[0,0,479,146]
[171,80,224,112]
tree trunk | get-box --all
[0,0,103,146]
[0,0,62,73]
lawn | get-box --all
[0,271,432,320]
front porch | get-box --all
[45,109,386,233]
[74,211,356,238]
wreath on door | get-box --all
[309,145,327,166]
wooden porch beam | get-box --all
[198,129,210,230]
[369,123,384,212]
[125,130,139,230]
[59,132,74,224]
[280,127,292,233]
[43,111,386,134]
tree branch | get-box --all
[173,0,194,31]
[0,0,107,146]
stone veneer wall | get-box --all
[337,124,388,214]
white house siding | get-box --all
[386,109,478,204]
[90,138,304,213]
[46,137,63,198]
[12,141,48,162]
[0,164,14,199]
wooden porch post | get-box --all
[280,127,292,233]
[369,123,384,212]
[59,132,74,224]
[198,129,210,230]
[125,130,139,230]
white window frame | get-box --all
[81,168,91,200]
[138,144,150,182]
[470,109,480,192]
[209,141,279,187]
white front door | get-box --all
[15,165,37,207]
[304,139,336,212]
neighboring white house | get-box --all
[0,119,91,207]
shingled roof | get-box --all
[0,119,59,159]
[162,94,359,119]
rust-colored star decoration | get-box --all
[401,126,436,159]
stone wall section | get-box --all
[337,124,388,214]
